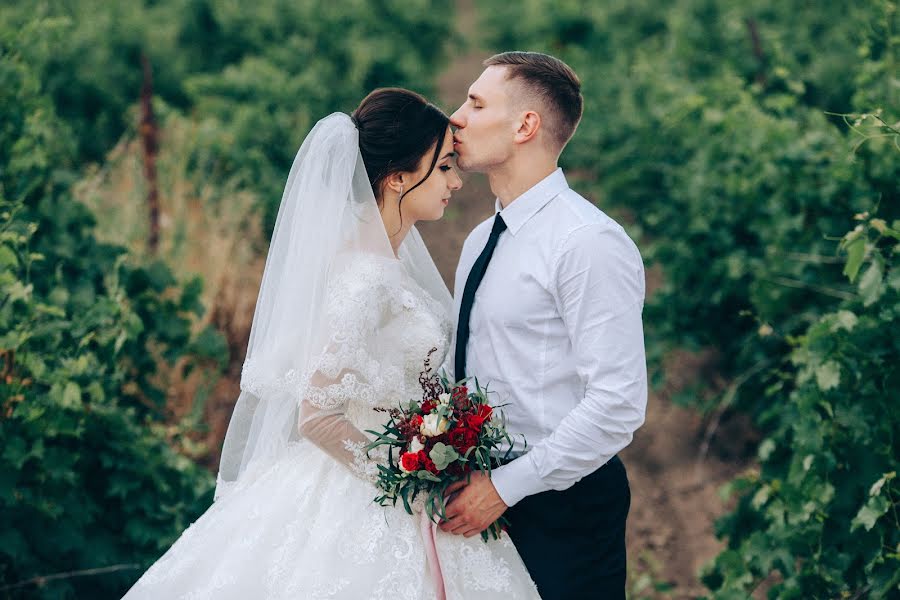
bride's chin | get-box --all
[422,206,446,221]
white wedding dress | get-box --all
[122,253,541,599]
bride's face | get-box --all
[400,128,462,222]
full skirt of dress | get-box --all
[122,441,541,599]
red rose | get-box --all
[417,450,439,474]
[476,404,493,422]
[400,452,420,473]
[448,427,479,453]
[421,400,437,413]
[463,413,486,431]
[410,414,424,428]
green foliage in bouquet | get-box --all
[0,21,225,599]
[366,351,521,542]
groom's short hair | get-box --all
[484,51,583,151]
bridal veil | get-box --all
[215,113,451,499]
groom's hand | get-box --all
[439,471,507,537]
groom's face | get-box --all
[450,66,516,172]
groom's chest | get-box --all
[468,235,560,333]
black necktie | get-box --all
[455,214,507,383]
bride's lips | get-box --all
[441,197,450,206]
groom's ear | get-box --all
[513,110,542,145]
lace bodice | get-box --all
[297,253,451,482]
[322,254,451,429]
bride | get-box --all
[122,88,541,599]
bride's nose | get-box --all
[449,170,462,190]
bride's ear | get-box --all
[384,172,405,196]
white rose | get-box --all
[420,413,450,437]
[437,393,451,405]
[408,436,425,454]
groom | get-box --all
[440,51,648,599]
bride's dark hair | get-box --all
[351,88,450,205]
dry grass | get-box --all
[74,109,266,462]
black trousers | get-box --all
[504,456,630,600]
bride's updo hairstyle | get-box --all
[351,88,450,205]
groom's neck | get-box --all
[488,154,558,209]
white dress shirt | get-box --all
[451,168,647,507]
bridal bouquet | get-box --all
[365,349,520,541]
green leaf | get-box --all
[815,361,841,391]
[751,485,771,509]
[843,236,866,282]
[400,485,412,514]
[858,258,884,306]
[831,310,858,332]
[758,439,776,461]
[802,455,814,471]
[428,442,459,471]
[62,381,82,408]
[869,472,895,497]
[851,495,890,532]
[887,265,900,292]
[0,245,18,269]
[5,281,32,302]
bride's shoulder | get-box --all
[328,252,404,300]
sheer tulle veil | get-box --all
[215,113,451,499]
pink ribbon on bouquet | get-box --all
[419,509,447,600]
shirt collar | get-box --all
[494,168,569,236]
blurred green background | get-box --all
[1,1,897,598]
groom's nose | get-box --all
[449,107,465,128]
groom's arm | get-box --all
[490,223,648,508]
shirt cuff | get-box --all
[490,453,552,507]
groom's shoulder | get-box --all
[553,188,642,258]
[552,188,626,237]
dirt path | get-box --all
[419,2,751,596]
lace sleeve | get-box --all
[296,259,399,483]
